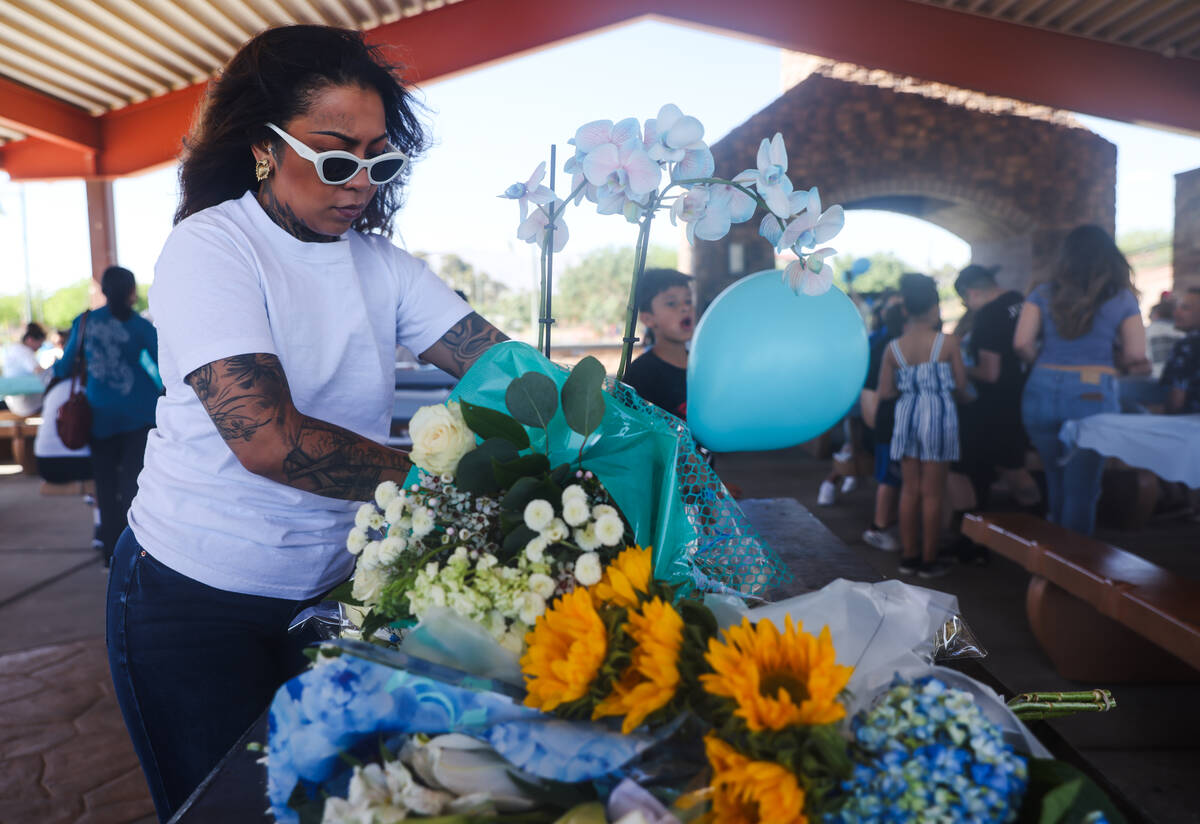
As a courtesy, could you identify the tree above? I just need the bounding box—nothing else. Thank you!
[415,252,533,335]
[41,280,92,330]
[554,245,677,332]
[832,251,912,295]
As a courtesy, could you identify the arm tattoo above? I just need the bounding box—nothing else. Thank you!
[186,354,411,501]
[256,181,338,243]
[422,312,508,377]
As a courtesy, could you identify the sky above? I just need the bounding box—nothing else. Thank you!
[1,19,1199,301]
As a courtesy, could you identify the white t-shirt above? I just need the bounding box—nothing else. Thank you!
[34,380,91,458]
[129,191,470,599]
[3,342,44,416]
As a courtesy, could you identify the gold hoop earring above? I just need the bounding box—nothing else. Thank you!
[255,157,271,182]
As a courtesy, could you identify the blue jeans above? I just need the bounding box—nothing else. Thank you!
[1021,367,1119,535]
[106,529,325,821]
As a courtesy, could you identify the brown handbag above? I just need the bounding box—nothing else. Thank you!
[56,311,92,450]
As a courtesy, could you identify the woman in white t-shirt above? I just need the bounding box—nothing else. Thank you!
[107,26,507,820]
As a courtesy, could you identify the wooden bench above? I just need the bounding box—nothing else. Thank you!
[0,410,38,475]
[963,512,1200,682]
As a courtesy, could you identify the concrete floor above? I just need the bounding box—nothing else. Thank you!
[1,449,1197,823]
[717,446,1200,824]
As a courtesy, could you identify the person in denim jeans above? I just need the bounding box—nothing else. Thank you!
[1014,226,1150,535]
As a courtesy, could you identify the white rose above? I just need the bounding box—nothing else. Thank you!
[543,518,569,543]
[517,592,546,626]
[574,552,602,586]
[374,480,400,510]
[523,499,554,532]
[409,402,476,475]
[360,541,382,569]
[562,497,591,527]
[524,536,548,563]
[351,567,385,604]
[527,573,556,599]
[378,536,406,564]
[591,504,618,521]
[346,527,369,556]
[354,502,377,529]
[411,507,434,538]
[384,496,406,525]
[562,484,587,503]
[595,514,624,547]
[574,524,601,552]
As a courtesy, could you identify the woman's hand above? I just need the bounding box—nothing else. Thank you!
[186,354,411,501]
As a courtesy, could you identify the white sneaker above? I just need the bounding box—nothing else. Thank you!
[817,480,837,506]
[863,527,900,552]
[833,444,854,462]
[841,476,858,494]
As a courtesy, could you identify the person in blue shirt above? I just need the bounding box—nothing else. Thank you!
[55,266,159,564]
[1160,288,1200,415]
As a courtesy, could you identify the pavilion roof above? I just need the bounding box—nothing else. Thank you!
[0,0,1197,180]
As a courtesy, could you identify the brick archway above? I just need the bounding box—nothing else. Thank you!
[692,61,1116,306]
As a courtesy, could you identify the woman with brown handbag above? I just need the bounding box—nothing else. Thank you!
[53,266,159,565]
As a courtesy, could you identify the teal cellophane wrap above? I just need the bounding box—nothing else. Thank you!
[414,341,789,595]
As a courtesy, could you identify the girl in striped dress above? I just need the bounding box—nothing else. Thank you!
[878,274,971,577]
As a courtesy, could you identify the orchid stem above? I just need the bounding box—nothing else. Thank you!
[617,203,656,382]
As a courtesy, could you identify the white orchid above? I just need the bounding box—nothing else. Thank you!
[516,197,569,253]
[498,161,555,220]
[758,188,813,246]
[784,247,837,296]
[671,183,755,244]
[777,188,845,251]
[735,132,793,218]
[568,117,662,218]
[643,103,715,182]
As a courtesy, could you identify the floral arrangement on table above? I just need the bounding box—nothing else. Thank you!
[498,104,846,379]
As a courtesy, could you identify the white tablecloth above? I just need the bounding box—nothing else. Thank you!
[1060,413,1200,488]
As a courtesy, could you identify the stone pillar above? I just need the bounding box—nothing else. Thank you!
[85,179,117,289]
[1175,168,1200,292]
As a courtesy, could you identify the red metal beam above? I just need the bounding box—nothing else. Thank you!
[0,74,99,152]
[2,0,1199,181]
[0,135,95,178]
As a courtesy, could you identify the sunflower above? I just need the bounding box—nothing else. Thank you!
[521,587,607,712]
[703,734,807,824]
[700,616,852,732]
[593,596,683,733]
[592,545,652,608]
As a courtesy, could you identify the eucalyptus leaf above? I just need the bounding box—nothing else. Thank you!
[561,356,607,437]
[501,476,542,514]
[454,438,520,495]
[493,452,551,488]
[324,580,362,606]
[505,372,559,429]
[1040,778,1084,824]
[503,524,539,556]
[459,399,530,449]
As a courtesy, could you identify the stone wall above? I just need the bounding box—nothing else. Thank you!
[692,62,1116,308]
[1175,168,1200,291]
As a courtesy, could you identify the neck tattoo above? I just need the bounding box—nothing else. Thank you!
[257,182,338,243]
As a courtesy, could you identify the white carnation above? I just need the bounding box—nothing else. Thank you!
[574,523,601,552]
[366,511,386,532]
[409,401,476,475]
[378,536,406,564]
[374,480,400,510]
[354,502,377,529]
[574,552,603,586]
[562,484,587,503]
[591,504,618,521]
[411,507,434,538]
[523,499,554,532]
[346,527,369,556]
[524,536,549,563]
[384,496,406,524]
[562,497,591,527]
[527,573,556,600]
[595,514,624,547]
[544,518,569,543]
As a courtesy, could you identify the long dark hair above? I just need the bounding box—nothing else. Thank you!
[174,25,427,235]
[1047,225,1135,340]
[101,266,136,322]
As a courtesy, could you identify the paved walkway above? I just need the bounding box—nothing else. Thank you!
[0,470,154,824]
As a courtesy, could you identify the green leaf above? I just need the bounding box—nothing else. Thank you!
[505,372,558,429]
[455,438,520,495]
[1021,759,1128,824]
[561,356,607,437]
[324,579,361,606]
[493,452,551,488]
[550,462,573,486]
[287,781,326,824]
[503,524,539,556]
[1040,778,1085,824]
[459,399,530,449]
[501,476,542,514]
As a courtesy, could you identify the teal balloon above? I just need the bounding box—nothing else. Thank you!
[688,270,868,452]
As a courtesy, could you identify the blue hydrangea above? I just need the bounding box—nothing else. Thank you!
[825,676,1028,823]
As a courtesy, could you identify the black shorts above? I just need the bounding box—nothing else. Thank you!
[954,400,1027,474]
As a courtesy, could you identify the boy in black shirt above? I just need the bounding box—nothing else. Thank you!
[622,269,694,420]
[954,264,1040,510]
